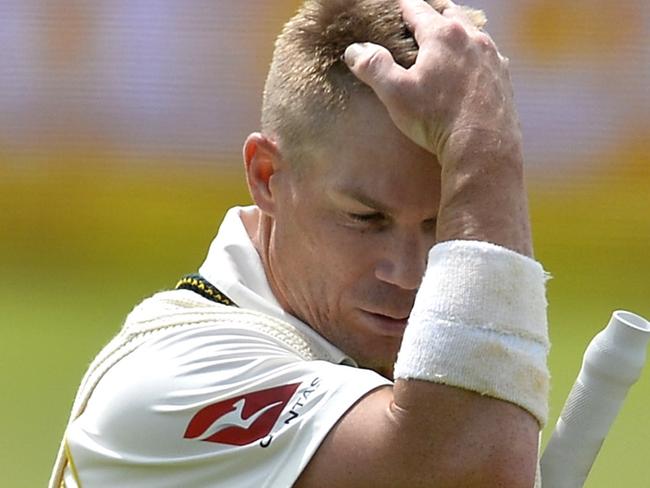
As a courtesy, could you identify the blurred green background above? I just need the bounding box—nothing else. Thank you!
[1,1,649,486]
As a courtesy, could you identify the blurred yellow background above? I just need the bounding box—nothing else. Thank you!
[1,1,648,486]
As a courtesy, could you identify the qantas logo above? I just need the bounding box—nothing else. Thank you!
[183,383,300,446]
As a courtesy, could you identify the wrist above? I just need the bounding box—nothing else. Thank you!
[394,240,551,427]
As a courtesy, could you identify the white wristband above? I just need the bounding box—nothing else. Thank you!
[393,240,551,426]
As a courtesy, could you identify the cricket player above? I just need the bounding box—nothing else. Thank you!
[50,0,550,486]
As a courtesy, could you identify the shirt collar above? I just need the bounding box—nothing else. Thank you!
[199,205,354,366]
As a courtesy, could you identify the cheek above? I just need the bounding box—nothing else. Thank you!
[280,203,381,299]
[311,224,383,300]
[309,216,371,261]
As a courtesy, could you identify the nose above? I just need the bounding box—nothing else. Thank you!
[374,232,429,291]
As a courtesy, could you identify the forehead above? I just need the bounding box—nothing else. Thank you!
[320,93,436,165]
[305,95,441,213]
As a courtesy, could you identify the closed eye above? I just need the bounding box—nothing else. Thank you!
[348,212,385,223]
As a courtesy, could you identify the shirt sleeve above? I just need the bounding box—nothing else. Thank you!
[65,323,392,488]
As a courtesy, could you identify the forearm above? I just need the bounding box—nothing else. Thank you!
[436,128,532,257]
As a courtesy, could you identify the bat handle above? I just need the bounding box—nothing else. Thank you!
[540,310,650,488]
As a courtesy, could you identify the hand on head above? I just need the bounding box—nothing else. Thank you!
[344,0,515,160]
[344,0,531,256]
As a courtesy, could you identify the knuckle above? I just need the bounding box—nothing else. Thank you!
[475,32,497,52]
[439,20,468,45]
[357,48,386,76]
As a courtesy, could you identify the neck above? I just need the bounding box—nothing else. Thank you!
[244,209,294,316]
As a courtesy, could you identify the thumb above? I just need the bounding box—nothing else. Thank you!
[344,42,405,104]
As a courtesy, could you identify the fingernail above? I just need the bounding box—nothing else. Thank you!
[344,43,366,67]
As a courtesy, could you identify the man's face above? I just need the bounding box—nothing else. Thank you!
[267,96,441,377]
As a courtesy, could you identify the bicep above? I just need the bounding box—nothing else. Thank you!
[295,380,540,488]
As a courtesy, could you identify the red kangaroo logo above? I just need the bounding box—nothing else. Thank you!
[184,383,301,446]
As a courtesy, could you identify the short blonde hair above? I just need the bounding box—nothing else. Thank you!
[261,0,485,164]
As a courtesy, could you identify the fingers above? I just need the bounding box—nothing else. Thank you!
[442,6,502,60]
[399,0,487,54]
[441,3,479,32]
[428,0,454,14]
[399,0,487,39]
[398,0,445,46]
[344,42,407,107]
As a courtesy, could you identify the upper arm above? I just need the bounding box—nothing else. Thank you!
[295,380,540,488]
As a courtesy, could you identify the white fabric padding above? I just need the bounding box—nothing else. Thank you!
[394,240,551,426]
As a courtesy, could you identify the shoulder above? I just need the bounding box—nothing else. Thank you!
[125,288,362,367]
[109,289,388,410]
[66,290,391,486]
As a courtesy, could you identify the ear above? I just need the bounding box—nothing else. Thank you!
[243,132,284,215]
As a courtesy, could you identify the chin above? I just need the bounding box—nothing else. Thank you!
[357,360,395,380]
[350,340,400,380]
[317,312,402,379]
[373,364,395,380]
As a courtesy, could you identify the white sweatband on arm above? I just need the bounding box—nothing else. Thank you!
[393,240,551,426]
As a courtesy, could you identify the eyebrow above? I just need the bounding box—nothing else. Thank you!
[331,187,439,224]
[331,187,393,214]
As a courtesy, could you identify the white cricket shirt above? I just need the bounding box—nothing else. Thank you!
[61,206,391,487]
